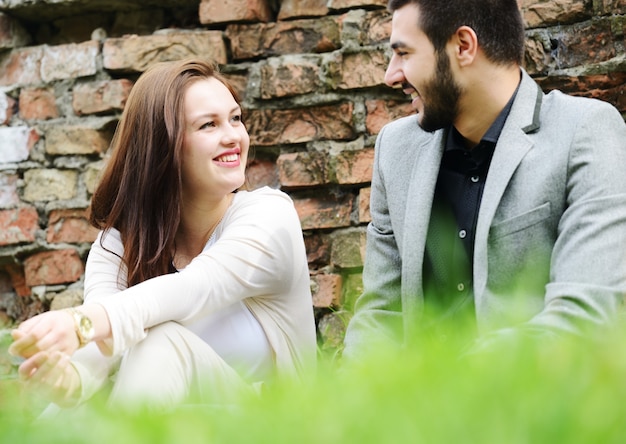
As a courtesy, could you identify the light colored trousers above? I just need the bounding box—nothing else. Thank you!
[108,321,253,411]
[43,321,254,416]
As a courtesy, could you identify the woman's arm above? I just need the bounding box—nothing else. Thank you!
[9,230,124,404]
[95,189,303,356]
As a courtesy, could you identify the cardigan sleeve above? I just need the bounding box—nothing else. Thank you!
[86,188,307,358]
[60,229,128,404]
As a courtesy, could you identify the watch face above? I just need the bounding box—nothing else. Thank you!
[76,312,94,340]
[79,317,92,331]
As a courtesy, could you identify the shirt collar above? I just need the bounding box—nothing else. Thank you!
[446,83,521,152]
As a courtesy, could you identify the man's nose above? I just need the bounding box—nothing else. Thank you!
[384,57,404,88]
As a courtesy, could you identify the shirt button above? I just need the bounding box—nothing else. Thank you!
[459,230,467,239]
[457,283,465,291]
[470,175,479,183]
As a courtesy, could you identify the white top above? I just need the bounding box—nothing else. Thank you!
[72,187,316,403]
[181,231,273,383]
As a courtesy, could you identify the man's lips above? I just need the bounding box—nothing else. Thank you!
[394,82,420,101]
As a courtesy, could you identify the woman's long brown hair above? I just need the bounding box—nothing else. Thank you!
[88,58,242,287]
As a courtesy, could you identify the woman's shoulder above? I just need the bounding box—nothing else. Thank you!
[220,187,299,233]
[231,186,294,210]
[92,227,124,254]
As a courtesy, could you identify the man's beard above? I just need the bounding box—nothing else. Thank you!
[418,50,463,133]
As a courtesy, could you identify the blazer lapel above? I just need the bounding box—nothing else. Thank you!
[473,70,543,296]
[401,130,445,338]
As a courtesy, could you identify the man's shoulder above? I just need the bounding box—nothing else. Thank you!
[378,114,438,145]
[542,88,622,120]
[380,113,420,134]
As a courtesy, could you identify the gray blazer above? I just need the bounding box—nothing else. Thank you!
[343,69,626,358]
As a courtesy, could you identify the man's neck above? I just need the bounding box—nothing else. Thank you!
[454,65,521,148]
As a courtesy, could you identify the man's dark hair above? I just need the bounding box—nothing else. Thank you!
[388,0,525,65]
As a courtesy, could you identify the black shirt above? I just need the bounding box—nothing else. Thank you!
[422,89,518,323]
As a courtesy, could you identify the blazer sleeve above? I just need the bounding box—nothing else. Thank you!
[342,126,405,361]
[477,99,626,350]
[527,100,626,333]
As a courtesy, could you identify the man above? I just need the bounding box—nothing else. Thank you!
[343,0,626,359]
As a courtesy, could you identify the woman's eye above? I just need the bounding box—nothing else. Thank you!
[200,121,215,129]
[231,114,242,123]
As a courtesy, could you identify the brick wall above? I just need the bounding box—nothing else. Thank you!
[0,0,624,351]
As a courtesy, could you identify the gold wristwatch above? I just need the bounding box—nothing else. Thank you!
[67,307,95,348]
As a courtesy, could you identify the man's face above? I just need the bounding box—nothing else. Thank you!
[384,3,463,132]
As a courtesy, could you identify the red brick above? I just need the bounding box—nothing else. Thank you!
[336,49,388,90]
[226,17,341,61]
[46,208,98,244]
[260,59,320,99]
[199,0,272,24]
[278,0,328,20]
[246,158,279,189]
[222,72,249,101]
[520,0,590,28]
[4,264,30,297]
[333,148,374,185]
[72,79,133,116]
[536,72,626,114]
[19,87,59,120]
[277,151,327,187]
[0,173,19,207]
[329,0,387,9]
[360,10,391,46]
[0,46,44,87]
[293,193,353,230]
[24,249,84,287]
[311,272,342,307]
[358,187,371,224]
[304,232,331,265]
[365,99,415,135]
[548,19,619,69]
[103,32,227,72]
[41,41,99,82]
[247,102,355,146]
[0,206,38,246]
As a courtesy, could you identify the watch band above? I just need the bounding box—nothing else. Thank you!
[66,307,95,348]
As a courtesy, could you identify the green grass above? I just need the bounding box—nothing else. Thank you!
[2,322,626,443]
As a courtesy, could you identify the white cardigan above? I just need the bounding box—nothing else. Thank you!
[72,187,316,403]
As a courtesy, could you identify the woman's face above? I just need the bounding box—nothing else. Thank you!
[181,77,249,201]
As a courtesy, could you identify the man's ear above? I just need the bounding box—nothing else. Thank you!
[450,26,478,67]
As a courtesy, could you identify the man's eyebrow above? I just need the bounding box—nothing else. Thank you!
[390,41,408,50]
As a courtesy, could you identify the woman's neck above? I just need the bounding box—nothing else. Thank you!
[173,193,233,269]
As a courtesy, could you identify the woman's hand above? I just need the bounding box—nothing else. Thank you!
[16,348,82,407]
[9,310,80,359]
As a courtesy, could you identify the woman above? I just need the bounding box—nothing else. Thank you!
[9,59,317,411]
